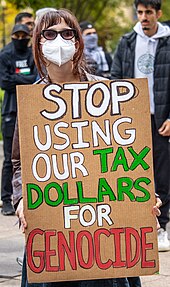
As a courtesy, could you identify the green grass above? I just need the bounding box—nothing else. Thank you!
[0,88,4,140]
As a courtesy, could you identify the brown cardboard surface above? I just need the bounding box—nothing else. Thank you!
[17,79,159,283]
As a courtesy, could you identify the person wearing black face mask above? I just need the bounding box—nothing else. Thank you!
[0,12,35,54]
[11,29,30,53]
[0,24,37,216]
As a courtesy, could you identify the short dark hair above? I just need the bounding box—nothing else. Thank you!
[134,0,161,11]
[15,12,33,24]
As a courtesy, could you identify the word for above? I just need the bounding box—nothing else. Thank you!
[63,204,113,228]
[31,146,150,182]
[41,81,136,120]
[26,227,155,273]
[27,176,151,210]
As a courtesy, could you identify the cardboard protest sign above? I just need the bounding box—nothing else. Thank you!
[17,79,159,283]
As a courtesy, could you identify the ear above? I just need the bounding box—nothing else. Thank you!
[157,9,162,20]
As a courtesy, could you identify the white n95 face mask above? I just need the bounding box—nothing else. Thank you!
[41,35,76,66]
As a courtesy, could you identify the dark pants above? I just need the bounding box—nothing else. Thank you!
[127,277,141,287]
[151,116,170,229]
[1,114,16,203]
[112,277,141,287]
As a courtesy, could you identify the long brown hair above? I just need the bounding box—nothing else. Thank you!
[32,9,86,79]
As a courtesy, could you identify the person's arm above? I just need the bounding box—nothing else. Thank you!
[0,53,16,92]
[0,52,37,92]
[12,119,22,208]
[12,119,27,232]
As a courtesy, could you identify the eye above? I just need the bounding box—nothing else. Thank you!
[146,10,152,15]
[43,30,57,40]
[61,29,75,40]
[86,32,96,36]
[25,21,34,26]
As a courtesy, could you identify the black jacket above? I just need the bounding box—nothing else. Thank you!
[111,30,170,129]
[0,42,37,116]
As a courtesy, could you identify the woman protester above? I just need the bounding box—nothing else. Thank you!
[12,9,161,287]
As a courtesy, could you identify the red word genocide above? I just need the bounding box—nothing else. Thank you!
[27,226,155,273]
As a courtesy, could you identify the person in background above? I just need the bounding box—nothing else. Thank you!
[79,21,112,78]
[14,12,35,37]
[0,12,34,54]
[0,24,37,215]
[111,0,170,252]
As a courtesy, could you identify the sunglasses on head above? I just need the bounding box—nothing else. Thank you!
[41,29,77,40]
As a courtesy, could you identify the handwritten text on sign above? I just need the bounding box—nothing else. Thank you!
[17,79,158,283]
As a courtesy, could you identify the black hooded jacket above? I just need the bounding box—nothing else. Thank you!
[111,30,170,129]
[0,41,37,116]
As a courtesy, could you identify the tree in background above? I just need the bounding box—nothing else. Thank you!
[4,0,130,20]
[0,1,18,48]
[161,0,170,22]
[3,0,133,52]
[0,1,32,49]
[1,0,170,52]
